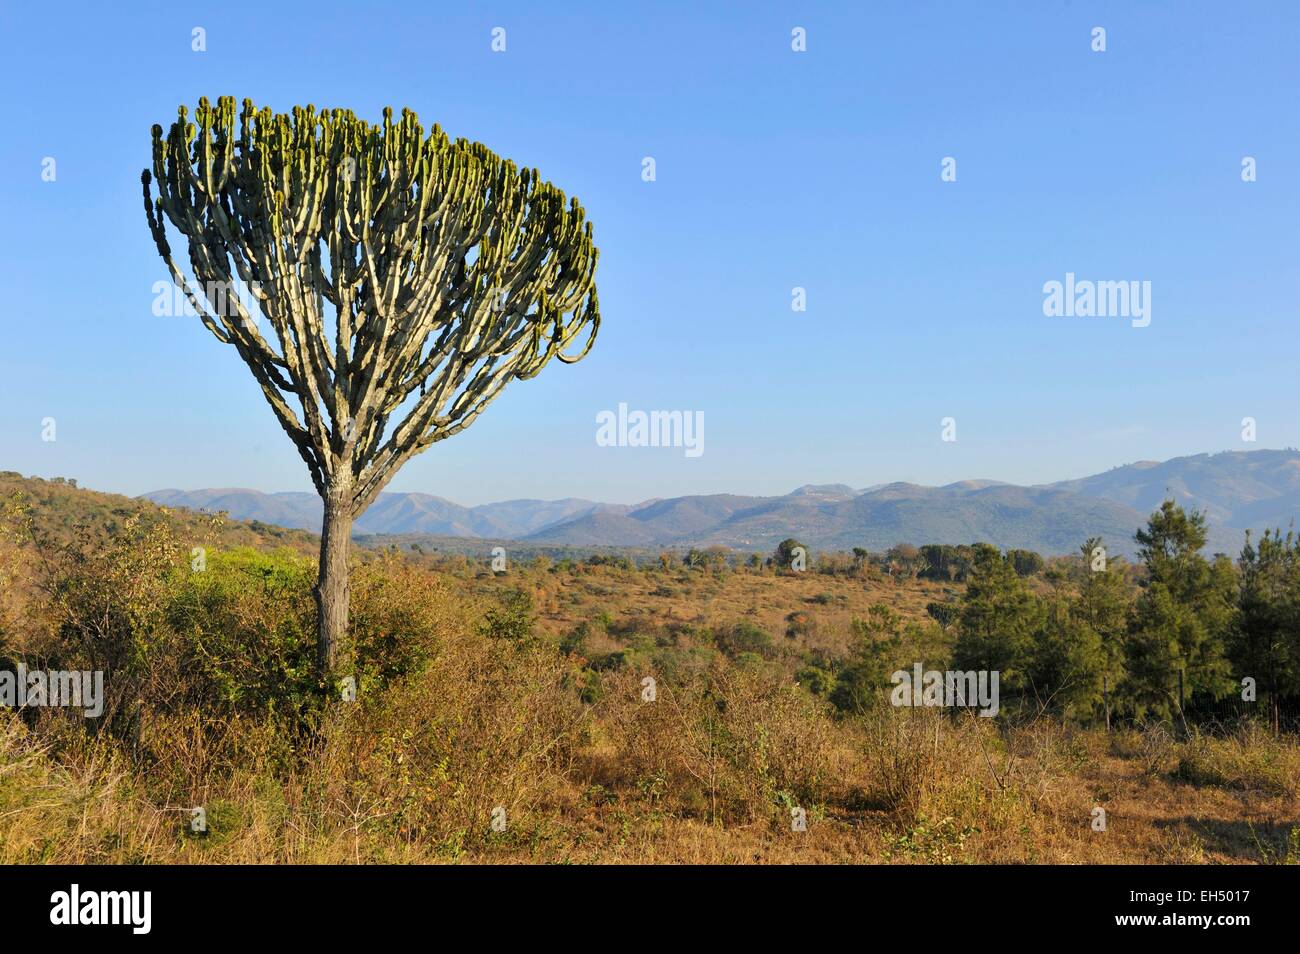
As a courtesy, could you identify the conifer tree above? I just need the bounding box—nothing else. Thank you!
[1125,501,1235,719]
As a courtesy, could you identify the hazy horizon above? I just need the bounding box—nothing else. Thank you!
[19,444,1291,507]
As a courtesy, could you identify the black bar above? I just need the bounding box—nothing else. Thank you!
[0,864,1280,941]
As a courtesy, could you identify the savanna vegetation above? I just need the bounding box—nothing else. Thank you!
[1,473,1297,864]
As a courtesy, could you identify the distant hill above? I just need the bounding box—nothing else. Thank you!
[141,449,1300,557]
[523,481,1178,557]
[144,487,625,538]
[1047,449,1300,531]
[688,483,1154,555]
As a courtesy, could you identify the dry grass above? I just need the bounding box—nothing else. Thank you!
[459,559,954,664]
[4,678,1297,864]
[1,538,1297,864]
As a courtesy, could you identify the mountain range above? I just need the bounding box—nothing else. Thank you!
[143,449,1300,558]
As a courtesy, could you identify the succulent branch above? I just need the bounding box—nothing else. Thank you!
[142,96,601,512]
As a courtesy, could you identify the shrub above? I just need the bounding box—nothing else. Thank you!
[784,611,812,639]
[716,621,776,660]
[925,601,959,629]
[773,538,807,571]
[478,588,535,643]
[301,629,586,857]
[1006,549,1045,577]
[162,547,318,720]
[589,663,839,825]
[1173,725,1300,797]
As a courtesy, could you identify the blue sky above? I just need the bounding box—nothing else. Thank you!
[1,1,1297,506]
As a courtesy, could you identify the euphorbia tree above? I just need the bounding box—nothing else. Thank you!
[143,97,600,674]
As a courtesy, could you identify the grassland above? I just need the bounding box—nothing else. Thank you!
[0,473,1297,864]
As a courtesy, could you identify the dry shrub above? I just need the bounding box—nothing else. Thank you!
[589,663,840,825]
[1003,719,1095,806]
[1174,724,1300,798]
[349,555,475,683]
[4,544,596,863]
[857,707,1094,862]
[0,713,169,863]
[297,627,587,860]
[858,704,940,820]
[135,709,291,805]
[1111,722,1177,775]
[858,706,1019,817]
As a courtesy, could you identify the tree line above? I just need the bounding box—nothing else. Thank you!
[913,501,1297,727]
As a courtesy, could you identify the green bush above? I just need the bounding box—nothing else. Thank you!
[478,588,535,643]
[716,621,776,660]
[163,547,319,719]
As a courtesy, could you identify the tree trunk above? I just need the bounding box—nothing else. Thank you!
[315,490,353,675]
[1103,675,1110,732]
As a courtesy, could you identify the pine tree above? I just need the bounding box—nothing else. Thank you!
[1073,537,1131,720]
[1125,501,1236,720]
[830,604,901,715]
[953,544,1045,695]
[1027,597,1106,718]
[1232,529,1300,731]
